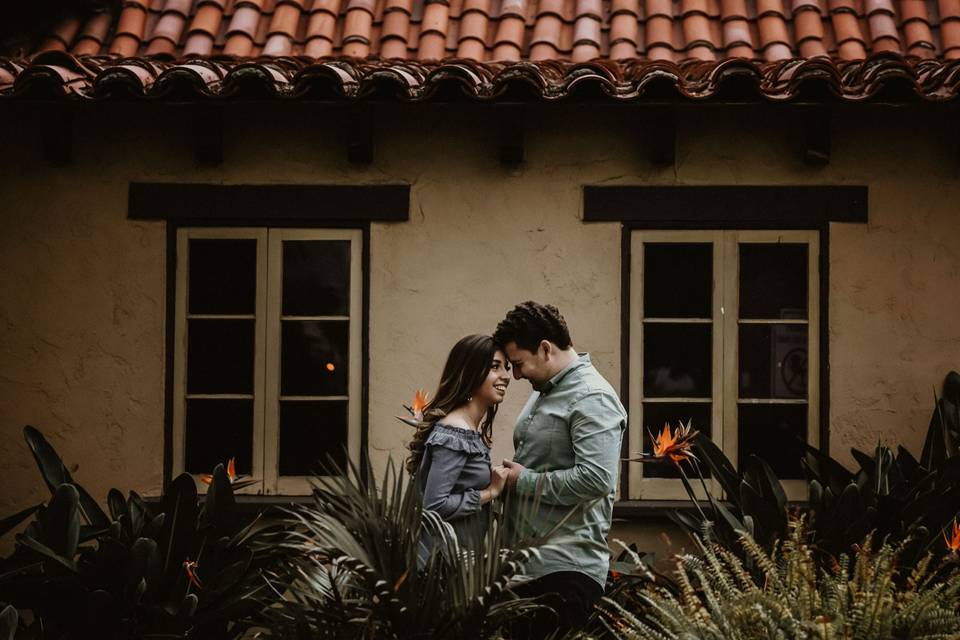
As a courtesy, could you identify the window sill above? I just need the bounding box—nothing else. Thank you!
[613,499,809,521]
[143,494,316,513]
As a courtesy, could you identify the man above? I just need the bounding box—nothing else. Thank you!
[493,301,627,637]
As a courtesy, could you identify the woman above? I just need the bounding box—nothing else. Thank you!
[406,334,511,563]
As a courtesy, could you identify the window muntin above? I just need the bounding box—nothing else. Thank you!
[173,228,362,495]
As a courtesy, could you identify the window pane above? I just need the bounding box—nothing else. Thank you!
[739,243,808,319]
[188,239,257,315]
[279,400,348,476]
[185,399,253,475]
[739,324,808,399]
[643,324,711,397]
[641,402,712,479]
[282,240,351,317]
[644,243,712,318]
[281,320,349,396]
[738,404,807,479]
[187,319,255,394]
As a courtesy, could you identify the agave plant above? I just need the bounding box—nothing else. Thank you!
[588,515,960,640]
[0,426,283,639]
[249,456,585,639]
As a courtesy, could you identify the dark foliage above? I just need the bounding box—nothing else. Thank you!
[0,426,283,639]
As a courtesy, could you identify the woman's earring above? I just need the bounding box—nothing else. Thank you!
[467,395,473,402]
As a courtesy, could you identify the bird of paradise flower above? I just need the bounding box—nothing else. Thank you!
[183,558,202,590]
[396,389,429,428]
[625,419,714,522]
[198,457,258,490]
[945,519,960,555]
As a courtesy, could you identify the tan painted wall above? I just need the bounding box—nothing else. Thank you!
[1,105,958,559]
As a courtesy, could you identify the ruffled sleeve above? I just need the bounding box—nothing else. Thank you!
[424,426,488,455]
[420,426,487,520]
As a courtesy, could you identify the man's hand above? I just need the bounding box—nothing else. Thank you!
[502,459,526,486]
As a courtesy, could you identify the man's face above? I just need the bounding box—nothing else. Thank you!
[503,341,552,391]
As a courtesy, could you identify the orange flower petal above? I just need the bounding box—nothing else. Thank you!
[413,389,428,412]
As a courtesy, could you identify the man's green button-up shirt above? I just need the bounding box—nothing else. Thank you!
[512,353,627,587]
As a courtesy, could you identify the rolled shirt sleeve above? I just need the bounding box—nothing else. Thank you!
[421,444,483,520]
[515,392,624,505]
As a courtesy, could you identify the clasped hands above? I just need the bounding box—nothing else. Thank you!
[487,459,526,499]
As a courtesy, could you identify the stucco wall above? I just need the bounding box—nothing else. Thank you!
[1,104,958,560]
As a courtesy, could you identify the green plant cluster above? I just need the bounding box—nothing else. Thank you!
[248,459,581,639]
[0,426,283,639]
[590,516,960,640]
[666,371,960,567]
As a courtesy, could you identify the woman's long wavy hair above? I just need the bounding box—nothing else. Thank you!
[405,334,500,475]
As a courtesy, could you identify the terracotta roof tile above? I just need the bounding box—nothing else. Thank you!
[609,0,640,60]
[6,0,960,101]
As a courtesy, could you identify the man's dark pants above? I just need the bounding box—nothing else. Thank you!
[510,570,604,638]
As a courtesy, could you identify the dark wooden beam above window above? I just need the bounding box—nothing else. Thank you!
[583,185,867,227]
[128,183,410,222]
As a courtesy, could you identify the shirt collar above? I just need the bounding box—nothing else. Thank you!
[540,352,590,395]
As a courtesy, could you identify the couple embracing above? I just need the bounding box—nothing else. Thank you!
[406,301,627,636]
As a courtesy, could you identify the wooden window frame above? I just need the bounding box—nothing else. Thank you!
[172,227,363,496]
[628,230,820,501]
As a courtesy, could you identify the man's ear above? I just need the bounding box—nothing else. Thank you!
[539,340,552,360]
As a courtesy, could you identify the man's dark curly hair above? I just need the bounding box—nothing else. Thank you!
[493,301,572,353]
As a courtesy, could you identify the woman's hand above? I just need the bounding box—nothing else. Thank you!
[480,465,510,504]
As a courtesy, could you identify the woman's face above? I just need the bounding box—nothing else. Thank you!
[474,349,511,406]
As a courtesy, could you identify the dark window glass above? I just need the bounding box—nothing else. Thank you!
[644,243,713,318]
[739,324,808,399]
[739,244,808,319]
[184,399,253,476]
[282,240,351,317]
[738,404,807,479]
[643,324,711,397]
[188,239,257,315]
[281,320,349,396]
[279,400,349,476]
[187,319,255,394]
[641,402,712,479]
